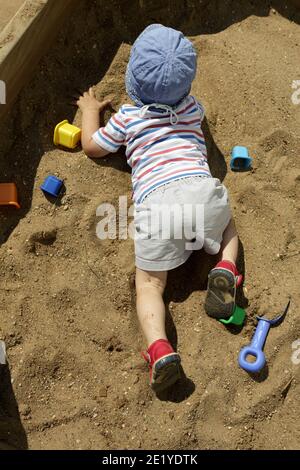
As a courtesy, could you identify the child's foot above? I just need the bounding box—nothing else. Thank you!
[204,261,243,319]
[142,339,181,393]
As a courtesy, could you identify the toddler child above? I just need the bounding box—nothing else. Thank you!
[76,24,242,393]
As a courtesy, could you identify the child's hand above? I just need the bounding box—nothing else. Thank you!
[76,87,111,113]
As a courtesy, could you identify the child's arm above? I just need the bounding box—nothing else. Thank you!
[77,88,111,159]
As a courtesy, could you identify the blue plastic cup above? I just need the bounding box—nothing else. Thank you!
[230,146,253,171]
[40,176,64,197]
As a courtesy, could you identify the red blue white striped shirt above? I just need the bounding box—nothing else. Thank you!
[92,95,211,203]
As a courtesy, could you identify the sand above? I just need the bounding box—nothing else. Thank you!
[0,0,300,450]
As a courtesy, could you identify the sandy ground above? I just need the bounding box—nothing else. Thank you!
[0,0,300,450]
[0,0,24,32]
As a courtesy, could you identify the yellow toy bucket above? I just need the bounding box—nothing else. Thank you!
[54,120,81,149]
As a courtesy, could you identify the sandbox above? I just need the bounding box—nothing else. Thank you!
[0,0,300,451]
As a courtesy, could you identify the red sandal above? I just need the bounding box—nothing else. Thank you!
[142,339,181,393]
[204,261,243,319]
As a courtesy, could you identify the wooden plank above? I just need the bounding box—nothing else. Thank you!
[0,0,78,123]
[0,0,25,31]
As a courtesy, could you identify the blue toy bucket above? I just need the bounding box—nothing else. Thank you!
[230,146,253,171]
[40,176,64,197]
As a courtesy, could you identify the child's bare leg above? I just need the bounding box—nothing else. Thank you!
[136,268,168,347]
[136,267,181,392]
[205,218,241,319]
[220,218,239,264]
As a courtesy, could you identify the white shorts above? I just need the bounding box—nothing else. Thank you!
[134,176,231,271]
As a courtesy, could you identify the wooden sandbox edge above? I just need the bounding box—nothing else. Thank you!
[0,0,79,123]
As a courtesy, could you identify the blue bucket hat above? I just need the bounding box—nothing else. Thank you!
[126,24,197,107]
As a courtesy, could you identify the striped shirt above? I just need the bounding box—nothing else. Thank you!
[92,95,211,204]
